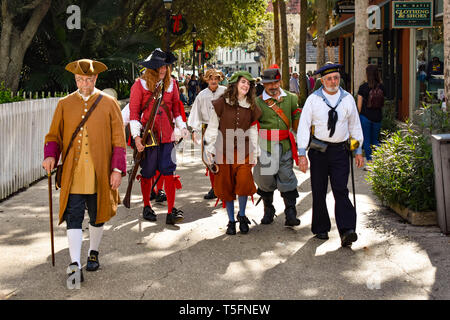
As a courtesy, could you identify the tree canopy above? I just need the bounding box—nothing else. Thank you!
[13,0,269,97]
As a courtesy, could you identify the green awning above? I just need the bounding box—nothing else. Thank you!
[325,17,354,41]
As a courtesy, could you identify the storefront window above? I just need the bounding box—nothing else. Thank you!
[415,21,444,110]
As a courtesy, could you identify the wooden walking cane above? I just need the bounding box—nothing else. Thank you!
[47,173,55,266]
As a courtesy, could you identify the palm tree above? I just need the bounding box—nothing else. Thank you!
[273,0,281,67]
[354,0,369,93]
[298,0,308,105]
[444,0,450,107]
[279,0,289,88]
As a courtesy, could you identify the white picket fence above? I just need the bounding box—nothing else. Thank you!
[0,98,60,200]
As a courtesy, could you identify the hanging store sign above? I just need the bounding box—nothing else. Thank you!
[333,0,355,15]
[392,1,433,28]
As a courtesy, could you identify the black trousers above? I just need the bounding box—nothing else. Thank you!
[63,194,104,230]
[308,144,356,235]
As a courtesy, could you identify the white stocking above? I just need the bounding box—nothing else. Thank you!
[88,225,104,255]
[67,229,83,268]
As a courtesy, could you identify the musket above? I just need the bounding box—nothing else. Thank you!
[122,81,164,208]
[47,172,55,266]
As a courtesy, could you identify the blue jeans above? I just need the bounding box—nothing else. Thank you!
[359,115,381,161]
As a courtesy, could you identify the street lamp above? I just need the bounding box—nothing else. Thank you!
[163,0,172,51]
[163,0,172,10]
[192,24,197,77]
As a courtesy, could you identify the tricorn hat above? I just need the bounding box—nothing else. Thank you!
[204,68,224,81]
[314,63,343,77]
[139,48,177,70]
[260,68,282,84]
[65,59,108,75]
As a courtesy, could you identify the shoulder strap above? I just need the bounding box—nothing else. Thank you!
[62,94,103,164]
[260,95,290,129]
[161,103,174,129]
[141,91,155,114]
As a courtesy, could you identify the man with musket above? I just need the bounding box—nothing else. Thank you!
[187,68,227,200]
[128,49,188,225]
[253,65,302,227]
[42,59,127,284]
[296,63,364,247]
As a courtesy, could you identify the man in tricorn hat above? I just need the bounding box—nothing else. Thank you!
[253,65,302,228]
[129,48,188,225]
[188,68,227,200]
[42,59,127,285]
[297,63,364,247]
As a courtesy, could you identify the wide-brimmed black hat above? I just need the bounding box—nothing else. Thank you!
[138,48,177,70]
[260,68,282,83]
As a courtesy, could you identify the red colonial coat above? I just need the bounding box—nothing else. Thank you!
[129,78,181,143]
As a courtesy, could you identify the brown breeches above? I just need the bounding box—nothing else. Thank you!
[213,161,256,202]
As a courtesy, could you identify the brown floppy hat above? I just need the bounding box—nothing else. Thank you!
[204,68,224,81]
[65,59,108,75]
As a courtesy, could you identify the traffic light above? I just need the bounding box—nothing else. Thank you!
[203,52,212,61]
[194,40,204,53]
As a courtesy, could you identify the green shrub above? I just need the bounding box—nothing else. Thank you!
[366,123,435,212]
[380,99,399,135]
[0,82,25,104]
[415,102,450,134]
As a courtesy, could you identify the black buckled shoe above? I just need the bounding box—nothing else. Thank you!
[204,188,217,200]
[67,262,84,285]
[226,221,236,235]
[341,229,358,247]
[155,190,167,202]
[142,206,157,221]
[166,208,184,225]
[314,232,329,240]
[86,250,100,271]
[237,214,251,234]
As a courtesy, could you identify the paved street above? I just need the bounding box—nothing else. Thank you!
[1,140,449,300]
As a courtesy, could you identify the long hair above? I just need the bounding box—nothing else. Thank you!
[222,76,256,109]
[366,64,381,90]
[141,66,172,92]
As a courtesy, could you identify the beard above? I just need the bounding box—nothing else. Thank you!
[267,87,280,96]
[324,85,339,93]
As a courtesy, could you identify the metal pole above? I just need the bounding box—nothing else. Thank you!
[166,11,170,51]
[193,39,196,77]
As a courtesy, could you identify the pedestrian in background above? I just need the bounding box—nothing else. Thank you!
[357,64,385,169]
[188,75,199,105]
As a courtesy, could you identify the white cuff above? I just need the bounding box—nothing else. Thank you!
[130,120,142,138]
[113,168,122,174]
[175,115,187,129]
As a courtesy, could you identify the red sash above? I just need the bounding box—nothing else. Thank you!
[259,129,299,166]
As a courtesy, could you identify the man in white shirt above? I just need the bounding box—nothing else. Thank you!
[187,68,227,199]
[289,73,300,95]
[297,64,364,247]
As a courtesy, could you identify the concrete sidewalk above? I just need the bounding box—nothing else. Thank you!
[1,141,449,300]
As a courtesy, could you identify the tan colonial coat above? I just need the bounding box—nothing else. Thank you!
[45,91,126,225]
